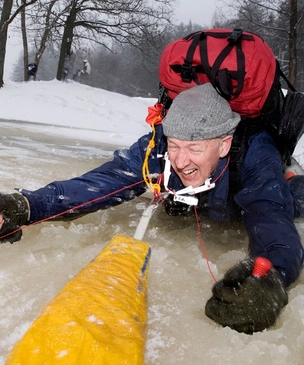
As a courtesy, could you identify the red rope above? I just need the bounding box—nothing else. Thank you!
[212,156,230,184]
[194,206,217,283]
[0,179,145,241]
[191,158,231,282]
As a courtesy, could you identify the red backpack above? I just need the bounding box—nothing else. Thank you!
[158,28,277,119]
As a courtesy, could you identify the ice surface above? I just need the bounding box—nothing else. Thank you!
[0,126,303,365]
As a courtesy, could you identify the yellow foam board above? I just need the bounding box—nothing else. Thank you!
[6,233,151,365]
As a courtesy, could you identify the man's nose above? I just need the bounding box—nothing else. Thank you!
[174,150,190,169]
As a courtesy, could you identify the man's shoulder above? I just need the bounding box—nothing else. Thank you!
[247,130,279,153]
[244,130,281,166]
[248,129,276,144]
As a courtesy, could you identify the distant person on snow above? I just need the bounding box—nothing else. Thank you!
[81,59,91,76]
[27,63,38,81]
[0,83,303,335]
[72,59,91,82]
[79,59,91,83]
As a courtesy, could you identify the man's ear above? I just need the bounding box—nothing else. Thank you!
[219,135,233,158]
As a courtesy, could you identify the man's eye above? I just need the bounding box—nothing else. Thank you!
[189,149,202,154]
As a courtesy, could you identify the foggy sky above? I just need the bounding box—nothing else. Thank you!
[174,0,217,26]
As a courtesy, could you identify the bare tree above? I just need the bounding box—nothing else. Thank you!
[54,0,173,80]
[21,0,29,81]
[289,0,298,85]
[27,0,65,79]
[0,0,14,87]
[219,0,304,87]
[0,0,38,87]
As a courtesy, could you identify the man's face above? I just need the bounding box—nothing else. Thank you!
[167,136,232,188]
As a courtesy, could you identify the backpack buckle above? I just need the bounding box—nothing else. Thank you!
[228,28,243,43]
[181,63,193,83]
[158,82,167,104]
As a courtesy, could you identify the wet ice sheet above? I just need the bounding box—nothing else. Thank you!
[0,125,304,365]
[145,217,304,365]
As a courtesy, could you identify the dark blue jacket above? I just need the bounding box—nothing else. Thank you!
[21,126,304,286]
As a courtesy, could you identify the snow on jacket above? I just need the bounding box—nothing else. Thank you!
[21,125,304,287]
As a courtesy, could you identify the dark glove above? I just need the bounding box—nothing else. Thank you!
[205,258,288,334]
[165,195,192,216]
[0,193,29,243]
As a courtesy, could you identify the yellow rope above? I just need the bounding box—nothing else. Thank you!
[142,116,162,194]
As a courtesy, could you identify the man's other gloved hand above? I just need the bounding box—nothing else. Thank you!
[0,193,29,243]
[205,258,288,334]
[165,194,191,216]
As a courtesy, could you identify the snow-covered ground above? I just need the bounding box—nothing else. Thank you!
[0,80,152,146]
[0,80,304,364]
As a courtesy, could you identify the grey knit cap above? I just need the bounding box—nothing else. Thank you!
[162,83,241,140]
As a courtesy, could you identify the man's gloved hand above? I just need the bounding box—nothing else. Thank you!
[205,258,288,334]
[0,193,29,243]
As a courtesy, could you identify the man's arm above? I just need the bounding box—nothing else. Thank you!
[205,132,302,333]
[235,131,304,287]
[0,128,165,242]
[21,132,159,223]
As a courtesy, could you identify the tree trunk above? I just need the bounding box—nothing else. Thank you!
[56,1,77,81]
[21,0,29,81]
[289,0,297,87]
[34,0,57,80]
[0,0,14,88]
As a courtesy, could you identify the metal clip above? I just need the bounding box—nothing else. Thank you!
[228,28,243,43]
[181,63,193,83]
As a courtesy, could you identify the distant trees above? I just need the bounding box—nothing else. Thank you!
[28,0,60,79]
[0,0,39,87]
[0,0,174,87]
[220,0,304,88]
[55,0,174,80]
[85,21,206,97]
[2,0,304,92]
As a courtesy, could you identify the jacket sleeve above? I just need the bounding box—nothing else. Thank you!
[21,131,163,223]
[234,132,304,287]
